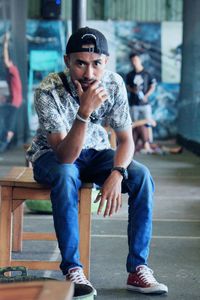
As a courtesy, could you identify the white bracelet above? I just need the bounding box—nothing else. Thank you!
[76,113,90,123]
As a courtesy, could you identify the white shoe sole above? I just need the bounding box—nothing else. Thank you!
[127,284,168,294]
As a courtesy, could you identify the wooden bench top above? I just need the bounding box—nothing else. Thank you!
[0,280,73,300]
[0,167,47,189]
[0,167,93,189]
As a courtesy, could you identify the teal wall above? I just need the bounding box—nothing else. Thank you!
[21,19,181,140]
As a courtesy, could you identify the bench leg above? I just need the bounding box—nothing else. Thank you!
[0,183,92,275]
[0,186,12,267]
[12,202,24,252]
[79,187,92,279]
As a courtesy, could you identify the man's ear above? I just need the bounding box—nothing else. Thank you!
[64,55,70,68]
[104,56,109,65]
[105,56,109,65]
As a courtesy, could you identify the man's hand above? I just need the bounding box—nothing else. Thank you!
[143,94,148,102]
[94,171,123,217]
[75,80,108,118]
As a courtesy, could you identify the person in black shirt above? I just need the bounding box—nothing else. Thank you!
[126,52,156,122]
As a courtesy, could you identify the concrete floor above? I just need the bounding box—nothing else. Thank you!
[0,144,200,299]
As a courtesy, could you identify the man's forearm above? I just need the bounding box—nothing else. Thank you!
[145,84,156,98]
[55,117,89,163]
[113,129,135,168]
[114,142,134,168]
[127,85,138,94]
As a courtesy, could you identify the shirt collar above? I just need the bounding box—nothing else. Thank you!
[63,68,79,99]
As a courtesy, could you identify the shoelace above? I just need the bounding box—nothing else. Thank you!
[68,268,93,287]
[137,266,158,285]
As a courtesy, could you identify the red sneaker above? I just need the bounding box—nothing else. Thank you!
[127,265,168,294]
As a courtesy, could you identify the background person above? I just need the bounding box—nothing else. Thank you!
[132,119,156,153]
[27,27,168,296]
[0,32,22,152]
[126,52,156,142]
[133,119,182,155]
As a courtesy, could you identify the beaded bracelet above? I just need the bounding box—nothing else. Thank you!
[76,113,90,123]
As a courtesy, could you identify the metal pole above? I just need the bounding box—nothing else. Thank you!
[10,0,28,143]
[72,0,87,33]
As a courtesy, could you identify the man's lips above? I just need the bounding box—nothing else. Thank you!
[81,82,90,86]
[79,80,95,87]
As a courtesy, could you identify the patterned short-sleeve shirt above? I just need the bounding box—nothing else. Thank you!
[27,69,132,163]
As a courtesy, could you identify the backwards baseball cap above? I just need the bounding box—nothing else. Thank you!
[66,27,109,56]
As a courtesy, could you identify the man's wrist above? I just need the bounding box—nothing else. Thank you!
[77,109,90,119]
[111,167,128,180]
[76,112,90,123]
[111,170,123,181]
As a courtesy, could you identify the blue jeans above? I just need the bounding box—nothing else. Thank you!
[33,149,154,275]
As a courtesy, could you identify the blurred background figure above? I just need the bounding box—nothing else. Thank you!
[126,52,156,142]
[132,118,182,155]
[0,33,22,153]
[132,119,156,153]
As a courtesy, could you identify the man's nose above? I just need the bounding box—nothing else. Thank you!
[83,65,94,79]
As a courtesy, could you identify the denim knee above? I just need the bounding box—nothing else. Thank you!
[51,163,79,184]
[49,163,81,205]
[126,161,155,194]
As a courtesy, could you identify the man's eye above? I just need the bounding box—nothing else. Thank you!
[94,61,101,66]
[77,61,85,66]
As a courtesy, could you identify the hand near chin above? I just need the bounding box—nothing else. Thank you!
[75,80,108,118]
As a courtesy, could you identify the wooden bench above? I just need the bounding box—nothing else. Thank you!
[0,167,92,278]
[0,280,73,300]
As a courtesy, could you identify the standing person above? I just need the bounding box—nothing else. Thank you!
[126,52,156,142]
[26,27,168,296]
[0,33,23,153]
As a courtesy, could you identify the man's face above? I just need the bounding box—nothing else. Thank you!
[131,55,142,68]
[64,47,108,91]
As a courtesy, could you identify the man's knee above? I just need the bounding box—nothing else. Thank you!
[50,164,81,205]
[52,163,79,182]
[127,161,154,191]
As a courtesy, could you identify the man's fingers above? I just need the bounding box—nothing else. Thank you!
[104,199,111,217]
[98,90,108,101]
[115,195,122,213]
[74,80,83,96]
[96,191,106,215]
[96,190,122,217]
[108,194,121,216]
[108,198,116,217]
[90,80,100,89]
[95,86,108,98]
[94,191,102,203]
[95,85,105,93]
[97,197,106,215]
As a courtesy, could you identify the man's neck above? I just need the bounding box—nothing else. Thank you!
[134,66,144,73]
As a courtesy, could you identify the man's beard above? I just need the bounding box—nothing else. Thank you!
[79,79,96,90]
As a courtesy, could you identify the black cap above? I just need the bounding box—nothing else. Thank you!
[66,27,109,56]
